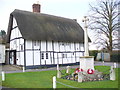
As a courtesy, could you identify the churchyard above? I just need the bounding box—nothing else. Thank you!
[1,66,119,88]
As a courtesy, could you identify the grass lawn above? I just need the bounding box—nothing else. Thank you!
[2,66,120,89]
[0,74,1,86]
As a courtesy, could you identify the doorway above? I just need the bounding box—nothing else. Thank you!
[9,50,16,65]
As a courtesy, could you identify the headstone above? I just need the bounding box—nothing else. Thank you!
[110,66,115,80]
[66,66,71,73]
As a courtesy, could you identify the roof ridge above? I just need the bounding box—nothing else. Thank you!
[13,9,75,22]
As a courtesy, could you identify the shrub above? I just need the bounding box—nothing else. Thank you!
[111,50,120,62]
[89,50,98,60]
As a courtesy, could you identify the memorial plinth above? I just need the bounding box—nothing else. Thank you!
[80,56,94,71]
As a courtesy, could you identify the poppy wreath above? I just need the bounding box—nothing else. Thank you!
[75,68,83,73]
[87,68,94,74]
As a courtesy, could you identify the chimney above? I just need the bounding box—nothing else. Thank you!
[32,2,41,13]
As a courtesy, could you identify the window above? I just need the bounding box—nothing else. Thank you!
[14,40,16,44]
[34,41,39,46]
[46,53,48,59]
[62,54,67,58]
[62,54,64,58]
[34,41,37,46]
[20,44,23,51]
[73,53,74,55]
[41,53,44,59]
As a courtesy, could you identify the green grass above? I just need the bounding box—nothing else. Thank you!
[2,66,120,88]
[0,74,1,86]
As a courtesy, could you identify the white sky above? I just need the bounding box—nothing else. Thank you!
[0,0,97,50]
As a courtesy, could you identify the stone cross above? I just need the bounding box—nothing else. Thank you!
[82,16,89,56]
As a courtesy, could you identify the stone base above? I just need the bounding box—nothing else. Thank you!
[80,56,94,71]
[78,70,106,82]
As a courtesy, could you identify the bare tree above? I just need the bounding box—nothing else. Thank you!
[88,0,120,56]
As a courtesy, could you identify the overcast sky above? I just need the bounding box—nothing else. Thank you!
[0,0,96,31]
[0,0,97,49]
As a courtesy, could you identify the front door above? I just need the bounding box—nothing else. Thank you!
[9,50,16,65]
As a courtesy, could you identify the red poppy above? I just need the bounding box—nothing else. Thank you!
[87,69,94,74]
[75,68,83,73]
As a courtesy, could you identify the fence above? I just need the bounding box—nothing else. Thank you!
[53,76,78,89]
[53,63,117,88]
[1,71,5,81]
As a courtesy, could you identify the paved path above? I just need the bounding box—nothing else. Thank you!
[94,61,120,67]
[1,61,119,74]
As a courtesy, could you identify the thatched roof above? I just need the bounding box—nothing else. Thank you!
[7,9,90,43]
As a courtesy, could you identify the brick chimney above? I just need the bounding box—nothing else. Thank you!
[32,3,41,13]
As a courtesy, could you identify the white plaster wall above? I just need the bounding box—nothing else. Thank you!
[41,41,46,51]
[34,41,40,49]
[50,52,54,64]
[75,43,80,51]
[26,40,32,49]
[76,52,80,62]
[34,51,40,65]
[59,43,64,52]
[47,41,52,51]
[58,53,62,64]
[54,42,59,52]
[26,51,33,65]
[71,43,75,51]
[10,17,24,65]
[0,44,5,63]
[10,18,22,40]
[80,44,84,51]
[15,39,84,66]
[10,40,16,50]
[17,52,24,65]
